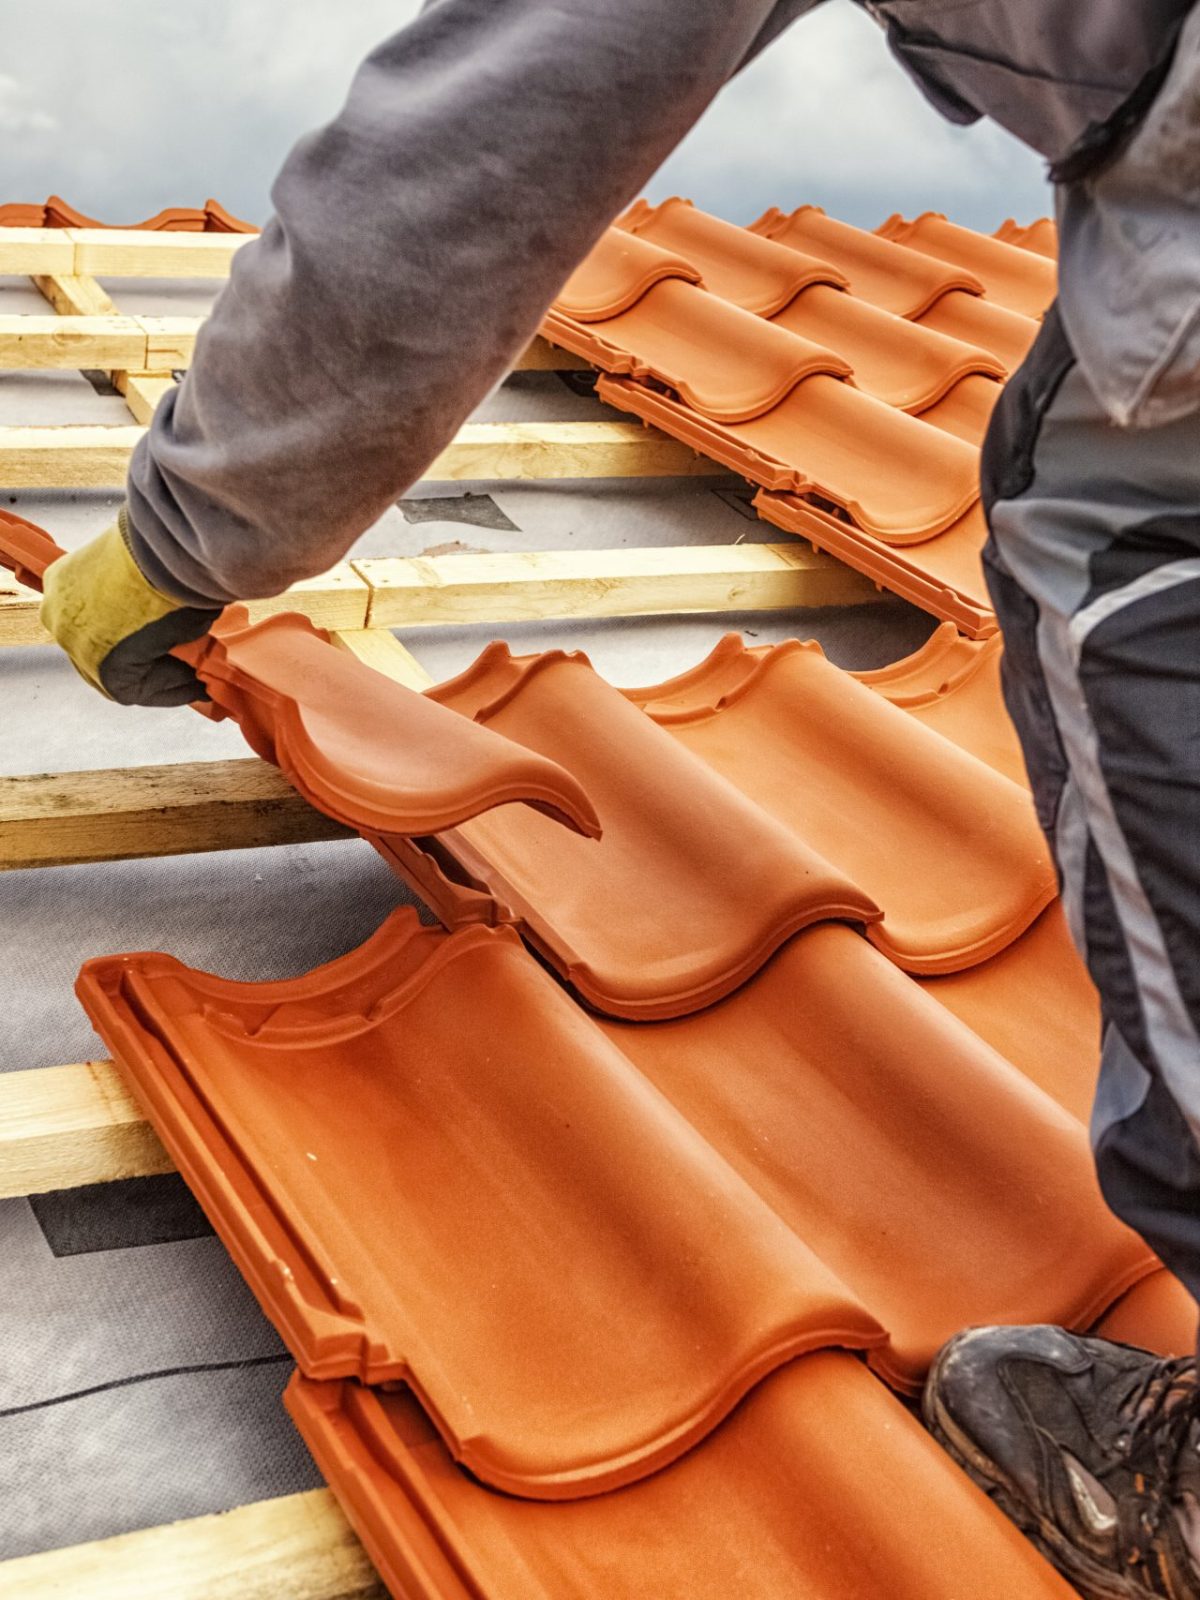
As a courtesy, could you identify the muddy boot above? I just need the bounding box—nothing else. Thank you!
[924,1325,1200,1599]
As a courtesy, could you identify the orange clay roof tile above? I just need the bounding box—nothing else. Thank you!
[78,911,888,1498]
[878,212,1057,319]
[755,491,996,638]
[0,509,61,591]
[545,202,1014,550]
[855,625,1027,784]
[173,608,601,840]
[80,903,1149,1489]
[915,287,1040,371]
[546,278,852,422]
[919,905,1100,1122]
[769,283,1004,412]
[620,196,848,315]
[201,198,258,233]
[751,204,984,317]
[599,921,1149,1387]
[0,202,48,227]
[539,199,1046,632]
[596,371,981,541]
[287,1354,1081,1600]
[397,647,880,1017]
[418,641,1055,989]
[995,216,1059,259]
[552,227,700,321]
[915,371,1003,444]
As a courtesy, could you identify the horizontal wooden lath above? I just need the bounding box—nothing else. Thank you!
[0,1060,168,1198]
[359,541,877,627]
[0,758,353,871]
[0,313,198,372]
[0,310,580,378]
[0,418,724,488]
[0,225,253,278]
[0,543,875,650]
[0,1488,385,1600]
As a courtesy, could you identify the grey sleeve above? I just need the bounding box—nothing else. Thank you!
[126,0,819,605]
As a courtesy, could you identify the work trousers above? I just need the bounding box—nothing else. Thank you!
[983,306,1200,1306]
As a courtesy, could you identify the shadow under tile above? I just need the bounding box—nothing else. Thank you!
[29,1175,215,1258]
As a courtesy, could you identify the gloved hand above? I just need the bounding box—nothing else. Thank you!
[40,512,222,707]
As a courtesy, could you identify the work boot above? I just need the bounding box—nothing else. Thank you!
[923,1325,1200,1599]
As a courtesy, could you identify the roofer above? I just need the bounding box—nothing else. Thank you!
[36,4,1200,1593]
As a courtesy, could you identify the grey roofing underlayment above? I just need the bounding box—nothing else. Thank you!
[0,271,935,1561]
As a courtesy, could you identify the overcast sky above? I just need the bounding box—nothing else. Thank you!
[0,2,1050,233]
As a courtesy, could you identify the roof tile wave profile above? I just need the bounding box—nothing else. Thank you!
[0,195,257,231]
[995,215,1059,259]
[544,198,1051,635]
[383,646,882,1019]
[176,607,601,840]
[619,196,849,315]
[877,211,1057,319]
[388,641,1055,1013]
[285,1353,1080,1600]
[751,203,984,317]
[79,903,1151,1497]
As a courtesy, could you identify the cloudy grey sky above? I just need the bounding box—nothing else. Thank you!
[0,2,1050,232]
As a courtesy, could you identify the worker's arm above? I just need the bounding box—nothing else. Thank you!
[123,0,812,608]
[43,0,820,704]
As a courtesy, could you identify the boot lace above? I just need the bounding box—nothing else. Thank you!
[1116,1357,1200,1560]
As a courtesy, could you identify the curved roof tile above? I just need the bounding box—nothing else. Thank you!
[428,640,1055,983]
[772,283,1003,411]
[288,1355,1082,1600]
[598,372,982,542]
[878,212,1057,318]
[916,287,1040,372]
[622,196,846,315]
[552,227,701,321]
[79,913,885,1498]
[80,901,1146,1491]
[549,278,851,422]
[752,204,983,316]
[995,215,1059,259]
[175,607,601,839]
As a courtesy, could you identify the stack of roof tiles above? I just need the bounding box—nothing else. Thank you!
[544,200,1057,637]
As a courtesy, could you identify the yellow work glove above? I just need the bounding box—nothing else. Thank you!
[40,512,222,707]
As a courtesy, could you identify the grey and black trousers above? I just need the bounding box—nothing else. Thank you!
[984,308,1200,1305]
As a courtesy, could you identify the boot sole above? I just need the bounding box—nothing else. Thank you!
[923,1347,1148,1600]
